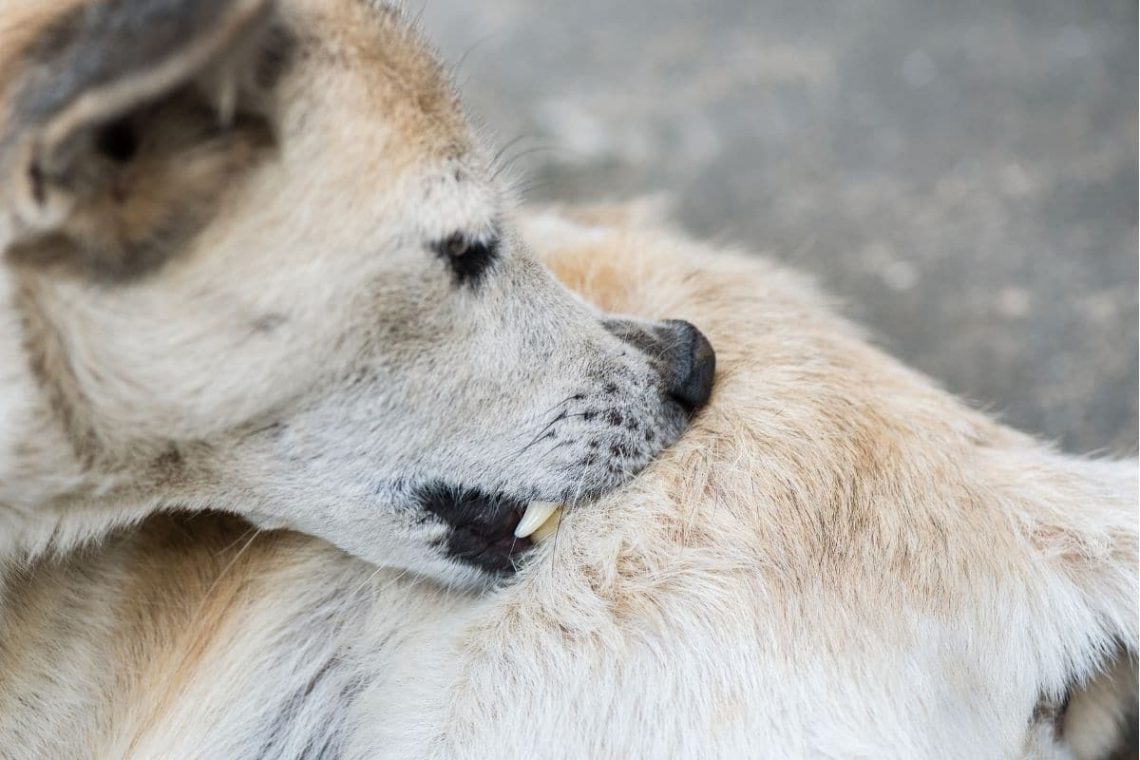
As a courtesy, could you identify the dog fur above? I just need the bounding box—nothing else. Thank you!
[0,1,1135,757]
[1,205,1135,758]
[0,0,714,587]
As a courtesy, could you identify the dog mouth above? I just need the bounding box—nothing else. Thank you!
[414,483,563,574]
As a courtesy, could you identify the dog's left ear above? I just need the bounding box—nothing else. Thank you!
[0,0,278,275]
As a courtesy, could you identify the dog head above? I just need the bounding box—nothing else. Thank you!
[0,0,715,586]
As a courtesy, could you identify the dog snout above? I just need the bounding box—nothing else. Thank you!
[660,320,716,413]
[602,316,716,413]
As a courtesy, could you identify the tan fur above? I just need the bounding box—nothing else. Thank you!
[2,207,1135,759]
[0,1,85,100]
[2,0,708,585]
[0,2,1134,757]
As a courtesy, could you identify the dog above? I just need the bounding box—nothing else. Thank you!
[0,0,714,588]
[0,204,1134,758]
[0,1,1135,758]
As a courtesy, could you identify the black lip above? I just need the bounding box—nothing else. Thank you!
[413,482,535,574]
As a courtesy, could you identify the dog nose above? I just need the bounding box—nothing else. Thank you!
[661,320,716,413]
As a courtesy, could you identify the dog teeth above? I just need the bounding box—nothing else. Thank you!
[529,508,562,542]
[515,501,561,539]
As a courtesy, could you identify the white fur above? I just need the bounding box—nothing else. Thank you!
[0,0,703,587]
[1,210,1134,759]
[0,1,1133,756]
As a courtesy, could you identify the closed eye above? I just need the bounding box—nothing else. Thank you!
[432,232,499,287]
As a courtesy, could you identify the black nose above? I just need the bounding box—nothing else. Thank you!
[662,319,716,413]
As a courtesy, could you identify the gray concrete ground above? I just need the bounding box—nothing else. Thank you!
[420,0,1138,455]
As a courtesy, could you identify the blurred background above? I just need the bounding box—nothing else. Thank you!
[420,0,1138,455]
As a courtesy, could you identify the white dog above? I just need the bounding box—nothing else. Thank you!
[0,0,713,587]
[0,1,1134,757]
[1,205,1134,759]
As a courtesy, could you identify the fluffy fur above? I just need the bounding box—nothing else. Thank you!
[1,206,1135,759]
[0,0,1134,756]
[0,0,712,587]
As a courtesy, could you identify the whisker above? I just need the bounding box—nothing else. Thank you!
[513,410,595,456]
[490,134,529,171]
[492,144,568,181]
[450,31,499,79]
[200,527,262,604]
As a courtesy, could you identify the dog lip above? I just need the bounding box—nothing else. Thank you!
[413,482,537,574]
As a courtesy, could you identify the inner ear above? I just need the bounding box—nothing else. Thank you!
[94,119,141,165]
[0,0,279,271]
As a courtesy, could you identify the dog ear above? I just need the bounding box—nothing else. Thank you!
[0,0,279,277]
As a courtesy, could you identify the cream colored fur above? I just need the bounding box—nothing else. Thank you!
[1,207,1135,759]
[0,0,1134,756]
[0,0,711,587]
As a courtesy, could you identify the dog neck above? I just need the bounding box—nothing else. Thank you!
[0,270,136,563]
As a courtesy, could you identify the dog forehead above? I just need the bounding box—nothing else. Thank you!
[273,1,503,240]
[284,0,471,154]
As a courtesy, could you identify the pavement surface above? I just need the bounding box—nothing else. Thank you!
[420,0,1138,455]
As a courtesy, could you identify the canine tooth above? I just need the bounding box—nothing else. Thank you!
[515,501,560,539]
[530,508,562,543]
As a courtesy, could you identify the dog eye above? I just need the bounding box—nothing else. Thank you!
[432,232,499,286]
